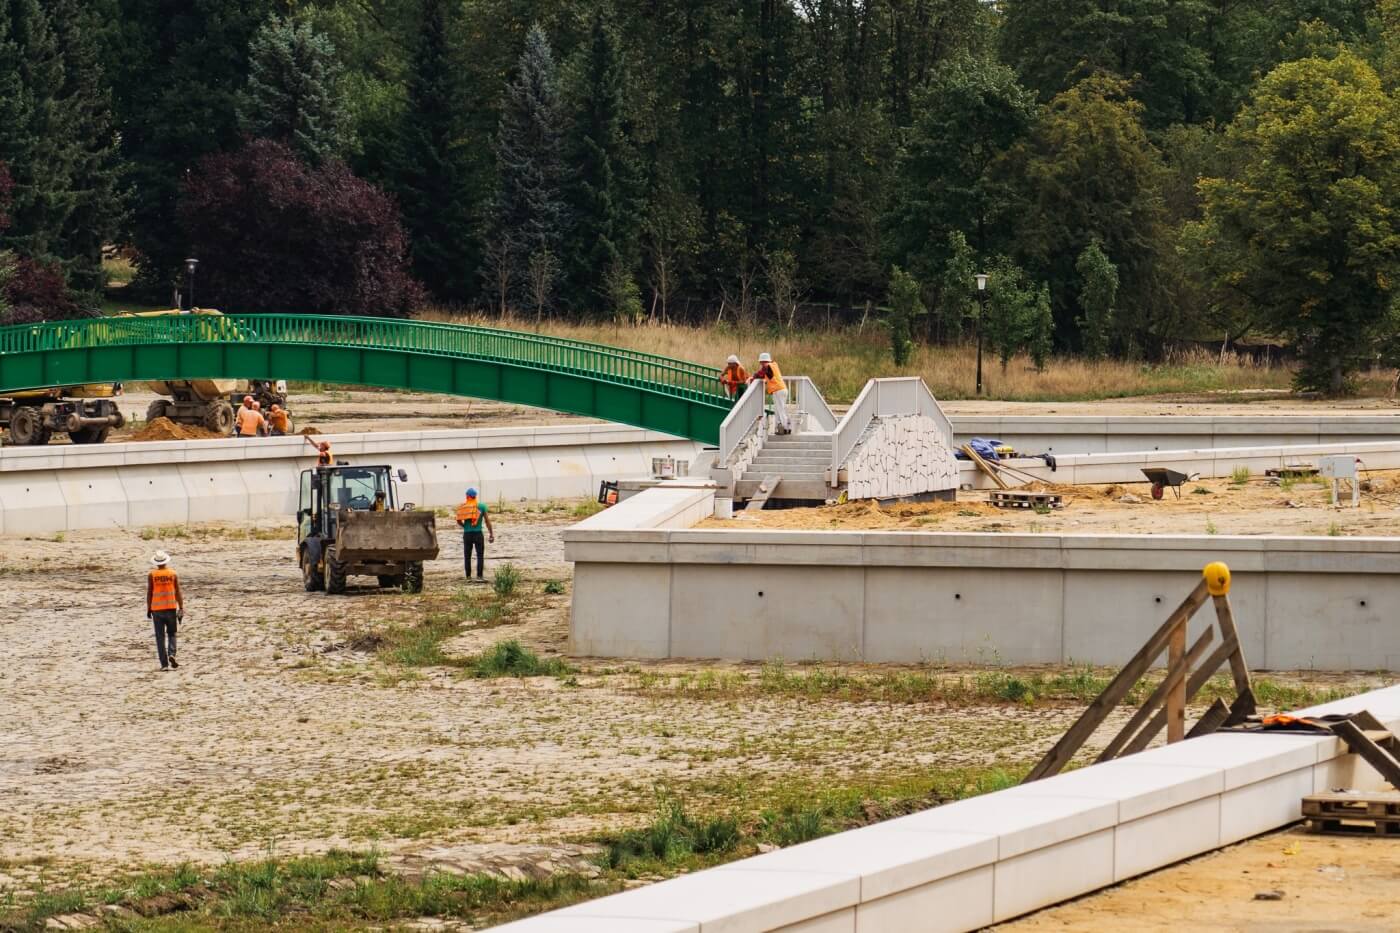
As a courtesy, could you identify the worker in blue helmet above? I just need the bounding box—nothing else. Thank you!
[454,487,495,580]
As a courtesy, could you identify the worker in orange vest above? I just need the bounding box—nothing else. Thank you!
[749,351,790,434]
[303,434,333,465]
[267,403,291,436]
[455,487,495,580]
[235,398,265,438]
[146,550,185,671]
[719,355,749,398]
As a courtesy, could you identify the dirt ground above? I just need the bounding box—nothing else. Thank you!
[93,388,1400,442]
[705,470,1400,538]
[1002,825,1400,931]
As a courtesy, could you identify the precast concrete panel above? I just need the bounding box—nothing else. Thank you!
[1262,572,1400,669]
[236,461,301,519]
[176,462,251,524]
[570,563,673,659]
[583,443,651,484]
[473,448,538,503]
[862,566,1064,664]
[119,465,190,527]
[56,468,129,530]
[528,446,594,499]
[669,564,864,661]
[412,451,481,510]
[0,470,66,535]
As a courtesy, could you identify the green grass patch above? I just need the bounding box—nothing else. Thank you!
[470,639,574,678]
[492,563,521,597]
[542,579,567,595]
[1230,466,1251,485]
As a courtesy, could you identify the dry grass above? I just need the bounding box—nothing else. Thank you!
[415,310,1349,403]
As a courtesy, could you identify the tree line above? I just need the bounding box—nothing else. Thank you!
[0,0,1397,391]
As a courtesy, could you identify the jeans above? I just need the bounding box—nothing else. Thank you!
[770,388,791,432]
[151,611,178,667]
[464,531,486,578]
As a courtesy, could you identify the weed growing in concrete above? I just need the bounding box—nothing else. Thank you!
[493,563,521,597]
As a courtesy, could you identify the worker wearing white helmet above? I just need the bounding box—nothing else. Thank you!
[748,351,791,434]
[719,354,748,398]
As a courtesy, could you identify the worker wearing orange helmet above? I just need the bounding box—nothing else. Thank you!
[303,434,333,465]
[235,396,265,438]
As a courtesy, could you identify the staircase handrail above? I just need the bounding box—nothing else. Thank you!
[718,380,765,464]
[787,376,837,432]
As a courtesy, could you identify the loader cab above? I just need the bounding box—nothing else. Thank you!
[297,465,410,543]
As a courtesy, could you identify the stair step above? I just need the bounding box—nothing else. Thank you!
[751,456,830,465]
[736,478,833,501]
[742,471,826,482]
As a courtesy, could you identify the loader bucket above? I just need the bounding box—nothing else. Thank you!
[335,508,440,563]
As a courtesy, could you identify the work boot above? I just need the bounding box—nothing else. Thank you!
[169,657,179,670]
[160,666,169,672]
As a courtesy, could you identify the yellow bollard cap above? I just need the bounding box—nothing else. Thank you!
[1203,561,1231,596]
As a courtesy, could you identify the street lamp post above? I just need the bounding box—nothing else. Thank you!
[182,258,199,313]
[974,273,989,396]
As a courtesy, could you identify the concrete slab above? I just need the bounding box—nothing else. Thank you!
[56,468,128,530]
[853,867,993,933]
[0,470,65,535]
[176,462,250,524]
[119,465,190,528]
[570,563,672,658]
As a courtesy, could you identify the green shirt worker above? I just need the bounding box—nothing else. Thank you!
[454,488,495,579]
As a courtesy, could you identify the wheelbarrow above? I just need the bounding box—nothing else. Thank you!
[1141,467,1198,500]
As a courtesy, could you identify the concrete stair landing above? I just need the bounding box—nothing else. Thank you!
[736,434,832,502]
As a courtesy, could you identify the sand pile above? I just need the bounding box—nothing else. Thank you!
[130,417,226,442]
[299,426,321,436]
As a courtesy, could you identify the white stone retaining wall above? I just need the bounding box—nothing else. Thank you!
[0,426,704,536]
[496,685,1400,931]
[566,511,1400,670]
[950,414,1400,455]
[844,414,959,500]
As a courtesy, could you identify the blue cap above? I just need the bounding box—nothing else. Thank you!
[466,487,477,497]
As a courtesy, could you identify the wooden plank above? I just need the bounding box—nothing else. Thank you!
[744,474,782,512]
[962,444,1009,490]
[1211,594,1252,696]
[1167,620,1187,743]
[1096,626,1215,763]
[1024,578,1211,782]
[1186,698,1231,739]
[1124,634,1241,755]
[1223,687,1257,727]
[1334,719,1400,789]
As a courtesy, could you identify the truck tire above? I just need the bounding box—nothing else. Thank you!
[402,561,424,594]
[69,427,111,444]
[9,407,49,445]
[326,548,348,594]
[146,399,172,423]
[203,399,235,434]
[302,552,325,592]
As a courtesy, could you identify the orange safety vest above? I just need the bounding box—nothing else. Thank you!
[149,567,179,613]
[721,364,748,390]
[456,497,480,524]
[318,446,333,466]
[236,407,263,436]
[762,361,785,395]
[269,410,290,432]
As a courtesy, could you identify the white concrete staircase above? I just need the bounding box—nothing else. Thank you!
[735,434,833,502]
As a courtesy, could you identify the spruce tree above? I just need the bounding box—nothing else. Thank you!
[490,23,568,316]
[565,7,641,313]
[238,15,348,164]
[385,0,480,302]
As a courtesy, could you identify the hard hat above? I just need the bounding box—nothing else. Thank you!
[727,355,740,364]
[151,550,170,567]
[758,352,772,362]
[466,487,478,498]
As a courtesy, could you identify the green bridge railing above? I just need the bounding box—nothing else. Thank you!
[0,313,731,404]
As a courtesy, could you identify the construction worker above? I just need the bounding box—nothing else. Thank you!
[252,400,269,437]
[235,398,265,438]
[267,403,291,436]
[719,355,748,397]
[455,487,495,580]
[303,435,333,465]
[749,352,790,434]
[146,551,185,671]
[372,490,388,511]
[230,395,254,438]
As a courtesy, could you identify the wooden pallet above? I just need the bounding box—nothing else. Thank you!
[1265,466,1319,478]
[1303,792,1400,835]
[990,490,1064,510]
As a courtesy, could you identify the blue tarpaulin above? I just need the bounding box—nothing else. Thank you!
[955,437,1003,461]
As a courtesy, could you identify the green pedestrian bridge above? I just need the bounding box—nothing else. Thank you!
[0,314,735,444]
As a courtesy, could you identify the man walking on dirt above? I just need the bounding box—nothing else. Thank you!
[455,488,495,580]
[146,551,185,671]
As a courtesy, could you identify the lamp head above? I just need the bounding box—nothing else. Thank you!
[975,273,989,291]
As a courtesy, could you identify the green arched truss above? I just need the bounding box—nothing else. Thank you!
[0,314,734,444]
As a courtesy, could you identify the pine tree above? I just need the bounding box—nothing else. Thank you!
[490,23,568,316]
[565,6,641,313]
[385,0,481,302]
[238,15,348,164]
[48,0,124,302]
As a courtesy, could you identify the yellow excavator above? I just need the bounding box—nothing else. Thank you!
[0,383,125,445]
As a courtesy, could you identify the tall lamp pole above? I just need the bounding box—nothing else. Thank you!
[182,258,199,313]
[974,273,989,396]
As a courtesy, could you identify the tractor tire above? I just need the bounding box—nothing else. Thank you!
[326,549,348,595]
[69,426,111,445]
[203,399,235,434]
[145,399,172,423]
[302,553,325,592]
[9,406,49,445]
[402,561,424,594]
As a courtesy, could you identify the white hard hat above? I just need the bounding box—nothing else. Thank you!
[151,550,170,567]
[726,355,739,364]
[758,352,772,362]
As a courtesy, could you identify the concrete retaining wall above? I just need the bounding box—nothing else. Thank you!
[950,414,1400,455]
[496,684,1400,931]
[0,426,704,536]
[956,439,1400,489]
[567,507,1400,670]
